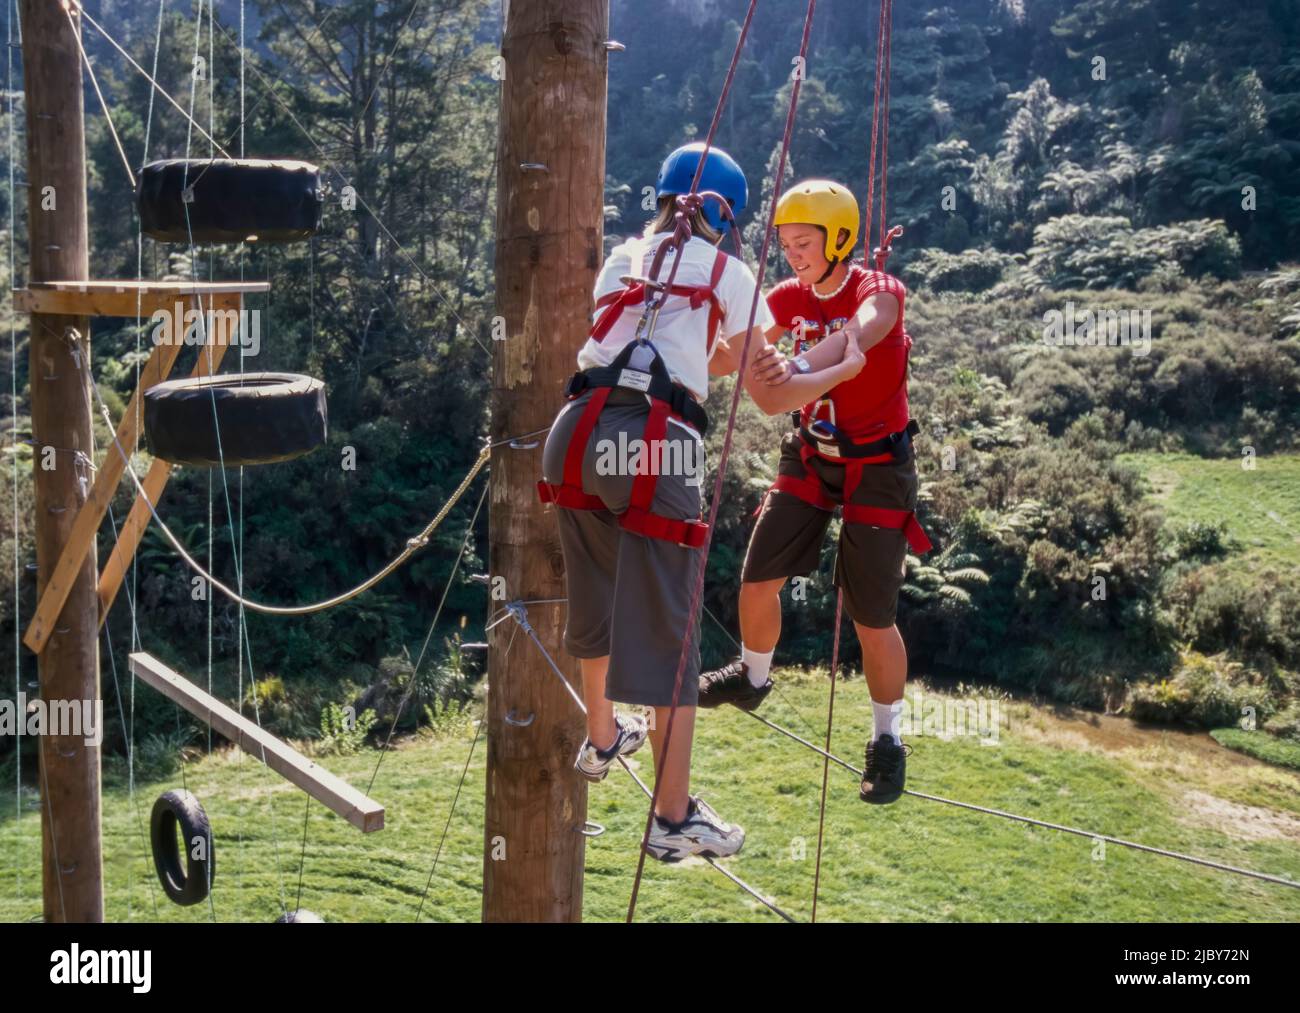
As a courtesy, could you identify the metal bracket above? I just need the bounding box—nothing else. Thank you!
[504,709,535,728]
[578,821,605,838]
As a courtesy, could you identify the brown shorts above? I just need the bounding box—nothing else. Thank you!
[741,430,919,628]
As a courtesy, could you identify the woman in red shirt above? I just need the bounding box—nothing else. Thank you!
[709,179,930,805]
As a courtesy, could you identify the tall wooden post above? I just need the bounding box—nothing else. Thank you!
[20,0,101,921]
[484,0,609,921]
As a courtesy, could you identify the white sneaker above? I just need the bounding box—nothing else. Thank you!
[573,713,648,782]
[645,795,745,862]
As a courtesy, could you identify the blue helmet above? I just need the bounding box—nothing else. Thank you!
[655,142,748,235]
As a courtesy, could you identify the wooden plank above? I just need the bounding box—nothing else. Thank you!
[16,279,269,318]
[129,651,385,833]
[96,295,239,626]
[23,302,192,654]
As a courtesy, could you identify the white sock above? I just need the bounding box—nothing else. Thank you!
[740,645,774,687]
[872,699,904,742]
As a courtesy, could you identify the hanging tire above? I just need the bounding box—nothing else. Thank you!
[144,372,328,467]
[275,909,324,923]
[150,790,214,907]
[137,158,323,244]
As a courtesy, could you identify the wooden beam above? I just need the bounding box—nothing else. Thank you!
[24,300,191,654]
[95,293,239,627]
[15,279,269,318]
[129,652,385,833]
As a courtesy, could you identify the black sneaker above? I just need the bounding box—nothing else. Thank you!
[697,659,773,712]
[859,733,910,804]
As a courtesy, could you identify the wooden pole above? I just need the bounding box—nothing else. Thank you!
[483,0,609,922]
[20,0,101,921]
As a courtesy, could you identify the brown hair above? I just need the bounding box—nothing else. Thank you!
[643,194,725,245]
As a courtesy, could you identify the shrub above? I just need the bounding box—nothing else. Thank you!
[316,702,377,756]
[1129,649,1274,728]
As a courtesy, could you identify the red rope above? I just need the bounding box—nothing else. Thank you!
[625,0,820,923]
[863,0,887,252]
[646,1,758,307]
[879,0,893,254]
[813,1,894,921]
[810,588,843,922]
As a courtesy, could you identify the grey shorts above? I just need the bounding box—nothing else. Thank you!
[541,388,706,708]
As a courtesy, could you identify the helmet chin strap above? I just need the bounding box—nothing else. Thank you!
[815,257,840,285]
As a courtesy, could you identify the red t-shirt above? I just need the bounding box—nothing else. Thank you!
[765,263,911,440]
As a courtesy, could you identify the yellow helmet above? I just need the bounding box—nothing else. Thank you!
[773,179,860,265]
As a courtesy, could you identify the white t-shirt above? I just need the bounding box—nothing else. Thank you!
[577,231,775,404]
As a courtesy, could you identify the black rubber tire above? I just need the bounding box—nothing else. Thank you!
[150,790,214,907]
[275,909,324,923]
[144,372,327,467]
[137,158,323,244]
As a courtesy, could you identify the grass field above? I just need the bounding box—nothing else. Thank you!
[1118,452,1300,573]
[2,673,1298,923]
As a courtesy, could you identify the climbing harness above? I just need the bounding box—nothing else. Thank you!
[536,340,711,549]
[538,147,747,549]
[761,262,931,553]
[587,234,731,352]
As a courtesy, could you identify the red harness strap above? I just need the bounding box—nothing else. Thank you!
[537,388,610,511]
[537,390,709,549]
[618,398,709,547]
[589,248,729,353]
[756,439,932,554]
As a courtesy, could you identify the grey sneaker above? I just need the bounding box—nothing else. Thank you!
[645,795,745,862]
[574,713,648,782]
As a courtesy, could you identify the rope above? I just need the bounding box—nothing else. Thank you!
[201,14,486,356]
[88,379,490,616]
[626,0,821,924]
[692,603,1300,893]
[62,4,135,188]
[7,0,20,911]
[414,618,511,923]
[72,2,232,157]
[366,480,490,796]
[99,509,160,920]
[739,704,1300,891]
[502,601,796,923]
[810,590,842,921]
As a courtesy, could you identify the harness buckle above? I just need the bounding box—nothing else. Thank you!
[564,372,589,399]
[887,419,920,461]
[618,273,667,293]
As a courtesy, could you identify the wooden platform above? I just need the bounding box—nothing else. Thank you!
[15,279,270,317]
[21,279,268,655]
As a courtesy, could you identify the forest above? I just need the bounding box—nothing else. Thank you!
[2,0,1298,781]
